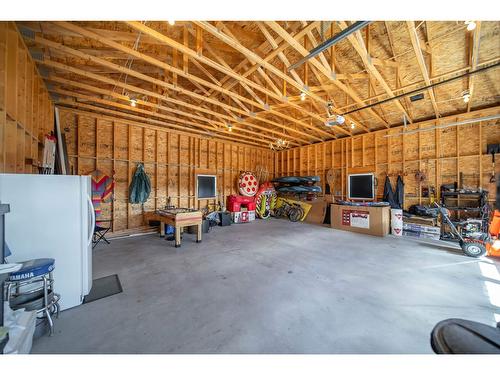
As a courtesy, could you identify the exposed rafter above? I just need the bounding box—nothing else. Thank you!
[338,21,413,123]
[406,21,440,118]
[13,20,498,149]
[467,21,482,112]
[33,31,321,144]
[125,21,336,140]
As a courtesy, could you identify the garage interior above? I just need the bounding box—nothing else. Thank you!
[0,18,499,355]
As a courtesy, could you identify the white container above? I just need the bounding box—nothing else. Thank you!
[391,208,403,236]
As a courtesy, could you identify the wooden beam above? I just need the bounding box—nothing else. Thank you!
[467,21,482,112]
[46,75,291,146]
[337,55,500,112]
[51,88,273,146]
[338,21,412,123]
[33,31,318,144]
[122,22,332,140]
[256,22,305,88]
[57,99,267,148]
[192,21,327,105]
[266,21,389,128]
[384,21,415,121]
[38,59,308,145]
[406,21,440,118]
[58,105,270,152]
[183,25,189,73]
[300,25,372,134]
[206,22,308,96]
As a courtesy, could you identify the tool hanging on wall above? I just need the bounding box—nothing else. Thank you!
[326,169,334,194]
[40,134,57,174]
[487,144,500,183]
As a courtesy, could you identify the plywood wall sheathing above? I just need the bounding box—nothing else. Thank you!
[0,22,54,173]
[59,107,275,235]
[275,109,500,209]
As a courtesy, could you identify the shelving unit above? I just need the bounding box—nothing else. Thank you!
[440,190,490,239]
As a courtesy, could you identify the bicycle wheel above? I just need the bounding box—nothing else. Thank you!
[288,207,302,222]
[274,206,285,218]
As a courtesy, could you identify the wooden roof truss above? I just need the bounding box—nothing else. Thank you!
[15,20,500,149]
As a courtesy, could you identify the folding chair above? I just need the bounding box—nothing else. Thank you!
[93,219,113,248]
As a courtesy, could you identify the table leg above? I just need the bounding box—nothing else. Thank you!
[196,223,202,243]
[175,225,181,247]
[160,222,165,237]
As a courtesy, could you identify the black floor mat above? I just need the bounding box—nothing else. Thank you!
[83,274,123,304]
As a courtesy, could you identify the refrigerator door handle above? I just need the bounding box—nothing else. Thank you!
[87,195,95,248]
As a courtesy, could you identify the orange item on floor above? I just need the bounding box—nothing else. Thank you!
[487,210,500,257]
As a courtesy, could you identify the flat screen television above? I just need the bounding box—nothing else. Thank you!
[348,173,375,200]
[196,175,217,199]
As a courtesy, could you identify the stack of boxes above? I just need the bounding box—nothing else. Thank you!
[227,195,256,224]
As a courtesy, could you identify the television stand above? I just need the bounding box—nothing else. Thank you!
[330,203,390,237]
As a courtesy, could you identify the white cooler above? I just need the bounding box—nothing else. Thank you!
[391,209,403,236]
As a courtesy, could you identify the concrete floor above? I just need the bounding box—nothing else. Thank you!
[32,219,499,354]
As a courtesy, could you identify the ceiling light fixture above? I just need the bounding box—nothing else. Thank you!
[324,115,346,128]
[350,122,356,129]
[130,99,137,107]
[168,20,176,26]
[465,21,476,31]
[227,123,233,132]
[462,91,471,103]
[300,92,306,101]
[269,138,290,150]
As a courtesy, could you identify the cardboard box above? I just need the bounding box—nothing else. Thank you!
[231,210,255,224]
[330,204,390,237]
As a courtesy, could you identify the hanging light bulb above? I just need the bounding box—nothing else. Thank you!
[227,123,233,132]
[462,91,471,103]
[300,92,306,101]
[350,122,356,129]
[465,21,476,31]
[130,99,137,107]
[168,20,176,26]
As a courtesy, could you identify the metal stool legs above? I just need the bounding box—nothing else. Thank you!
[42,273,60,336]
[6,271,60,336]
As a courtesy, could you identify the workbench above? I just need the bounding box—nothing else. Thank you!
[145,208,203,247]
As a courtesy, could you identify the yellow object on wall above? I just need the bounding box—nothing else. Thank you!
[275,197,312,221]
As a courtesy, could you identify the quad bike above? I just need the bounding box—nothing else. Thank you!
[434,202,492,257]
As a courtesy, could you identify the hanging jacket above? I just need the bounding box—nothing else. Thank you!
[383,176,397,208]
[129,163,151,204]
[395,175,405,209]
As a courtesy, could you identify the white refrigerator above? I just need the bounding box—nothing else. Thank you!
[0,174,94,311]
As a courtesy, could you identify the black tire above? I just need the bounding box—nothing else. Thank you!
[275,206,285,218]
[288,207,302,222]
[462,242,487,258]
[261,209,270,219]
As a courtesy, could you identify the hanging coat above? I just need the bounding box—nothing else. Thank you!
[129,163,151,204]
[383,176,397,208]
[394,175,405,209]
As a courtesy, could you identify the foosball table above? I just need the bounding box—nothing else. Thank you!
[145,208,203,247]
